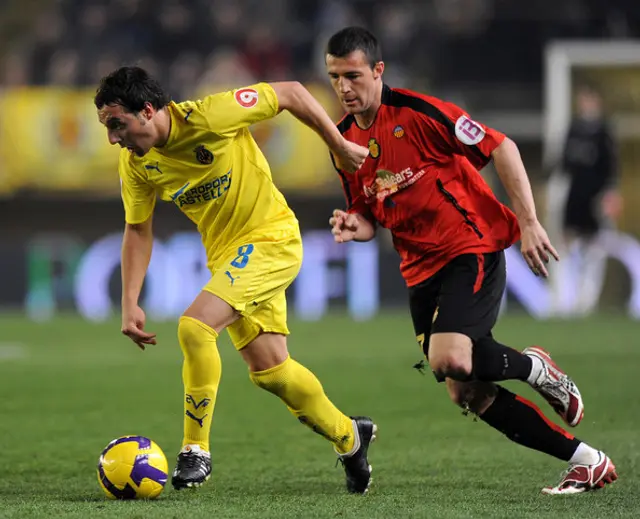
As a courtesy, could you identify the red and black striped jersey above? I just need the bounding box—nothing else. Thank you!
[333,84,520,287]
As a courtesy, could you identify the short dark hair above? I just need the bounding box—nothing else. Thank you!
[94,66,170,112]
[326,27,382,68]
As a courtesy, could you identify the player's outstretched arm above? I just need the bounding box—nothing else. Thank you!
[270,82,368,173]
[121,217,157,349]
[329,209,376,243]
[491,138,559,277]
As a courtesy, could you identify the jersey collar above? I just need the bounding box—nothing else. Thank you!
[381,83,392,105]
[160,102,179,150]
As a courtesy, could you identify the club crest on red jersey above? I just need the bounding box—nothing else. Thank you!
[393,125,405,139]
[368,138,380,159]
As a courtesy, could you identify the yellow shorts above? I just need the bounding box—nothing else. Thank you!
[203,226,302,350]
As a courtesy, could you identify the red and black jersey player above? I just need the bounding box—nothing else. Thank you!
[325,27,617,495]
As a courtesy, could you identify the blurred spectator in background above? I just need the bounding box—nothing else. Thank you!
[46,49,81,86]
[558,83,623,316]
[195,49,256,94]
[1,49,30,87]
[241,23,291,81]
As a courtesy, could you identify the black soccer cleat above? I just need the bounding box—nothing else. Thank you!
[337,416,377,494]
[171,445,212,490]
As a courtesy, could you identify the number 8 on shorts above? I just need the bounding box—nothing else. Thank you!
[230,244,254,269]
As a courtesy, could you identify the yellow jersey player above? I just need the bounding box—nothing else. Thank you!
[94,66,377,494]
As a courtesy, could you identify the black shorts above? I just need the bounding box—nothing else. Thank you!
[409,251,506,359]
[564,193,600,237]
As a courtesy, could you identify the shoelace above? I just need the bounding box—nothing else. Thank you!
[552,464,590,489]
[542,375,577,400]
[539,362,577,392]
[561,377,578,392]
[181,452,205,470]
[551,467,572,487]
[553,455,601,488]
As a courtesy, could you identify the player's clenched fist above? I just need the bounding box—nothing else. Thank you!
[332,139,369,173]
[329,209,360,243]
[121,304,157,350]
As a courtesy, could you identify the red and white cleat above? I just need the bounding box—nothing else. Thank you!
[542,452,617,495]
[523,346,584,427]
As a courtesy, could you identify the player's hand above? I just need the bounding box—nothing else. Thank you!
[332,139,369,173]
[329,209,359,243]
[519,220,559,278]
[121,304,157,350]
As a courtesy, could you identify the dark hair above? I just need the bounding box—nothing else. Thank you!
[94,66,170,112]
[326,26,382,68]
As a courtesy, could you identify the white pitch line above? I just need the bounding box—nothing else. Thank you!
[0,343,27,361]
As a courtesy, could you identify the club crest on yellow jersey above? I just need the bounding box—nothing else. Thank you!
[194,145,214,165]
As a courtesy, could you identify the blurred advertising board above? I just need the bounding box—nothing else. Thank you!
[1,197,639,322]
[0,84,342,196]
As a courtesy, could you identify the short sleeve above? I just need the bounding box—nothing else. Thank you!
[195,83,279,138]
[119,152,156,224]
[419,100,505,170]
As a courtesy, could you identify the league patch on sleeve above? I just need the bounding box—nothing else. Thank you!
[234,88,259,108]
[454,115,486,145]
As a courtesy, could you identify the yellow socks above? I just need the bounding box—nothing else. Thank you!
[178,316,354,455]
[178,316,222,452]
[250,356,355,454]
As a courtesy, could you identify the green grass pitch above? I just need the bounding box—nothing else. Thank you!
[0,312,638,518]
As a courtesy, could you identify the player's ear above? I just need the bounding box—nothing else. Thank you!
[373,61,384,80]
[141,102,156,120]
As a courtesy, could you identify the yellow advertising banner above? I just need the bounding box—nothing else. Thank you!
[247,83,344,192]
[0,84,345,196]
[0,88,121,194]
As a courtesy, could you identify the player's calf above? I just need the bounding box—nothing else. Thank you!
[445,379,498,416]
[471,336,534,382]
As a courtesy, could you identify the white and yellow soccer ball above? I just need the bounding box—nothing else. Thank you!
[97,435,168,499]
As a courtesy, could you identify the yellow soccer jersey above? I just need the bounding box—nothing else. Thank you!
[119,83,298,266]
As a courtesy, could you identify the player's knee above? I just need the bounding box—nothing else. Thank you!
[429,335,473,381]
[182,290,239,333]
[241,333,289,372]
[435,359,472,381]
[178,316,209,356]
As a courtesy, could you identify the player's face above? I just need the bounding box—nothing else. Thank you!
[326,51,384,114]
[576,91,602,121]
[97,103,158,157]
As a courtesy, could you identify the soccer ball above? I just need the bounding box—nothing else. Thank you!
[97,435,168,500]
